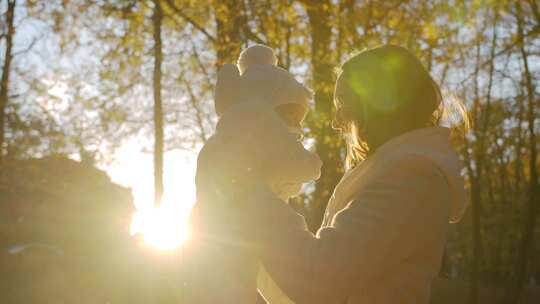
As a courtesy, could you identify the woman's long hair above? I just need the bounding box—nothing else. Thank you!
[333,45,469,168]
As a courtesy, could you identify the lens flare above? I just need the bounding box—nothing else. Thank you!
[130,193,194,250]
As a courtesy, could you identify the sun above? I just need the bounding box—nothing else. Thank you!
[130,193,194,250]
[105,140,198,251]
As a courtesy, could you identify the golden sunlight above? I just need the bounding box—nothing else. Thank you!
[106,139,197,251]
[130,193,193,250]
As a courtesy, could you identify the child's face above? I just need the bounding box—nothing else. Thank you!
[269,181,304,202]
[264,131,321,201]
[210,102,321,200]
[256,109,321,183]
[274,103,307,131]
[262,103,320,200]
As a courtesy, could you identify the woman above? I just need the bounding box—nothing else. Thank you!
[227,45,469,303]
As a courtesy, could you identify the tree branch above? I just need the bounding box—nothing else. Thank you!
[13,35,42,57]
[162,0,217,44]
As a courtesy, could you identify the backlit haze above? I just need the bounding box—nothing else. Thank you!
[106,141,197,250]
[46,76,199,251]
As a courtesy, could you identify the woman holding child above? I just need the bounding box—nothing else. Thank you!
[186,44,469,304]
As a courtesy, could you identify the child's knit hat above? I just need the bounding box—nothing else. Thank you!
[214,45,311,118]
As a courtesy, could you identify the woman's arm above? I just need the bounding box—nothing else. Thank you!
[238,155,450,303]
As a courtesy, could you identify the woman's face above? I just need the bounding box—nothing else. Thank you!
[333,74,363,132]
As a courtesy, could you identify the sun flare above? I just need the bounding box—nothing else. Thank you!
[106,140,198,251]
[130,193,194,250]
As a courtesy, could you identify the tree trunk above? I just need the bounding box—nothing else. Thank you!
[153,0,164,206]
[504,2,540,301]
[0,0,16,166]
[466,41,482,304]
[468,9,498,301]
[213,0,244,67]
[304,1,343,232]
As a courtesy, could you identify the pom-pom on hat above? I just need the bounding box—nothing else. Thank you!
[214,45,311,118]
[237,44,278,75]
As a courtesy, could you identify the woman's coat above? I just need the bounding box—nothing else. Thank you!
[248,127,468,303]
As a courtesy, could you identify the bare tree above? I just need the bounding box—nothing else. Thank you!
[153,0,164,206]
[504,2,540,302]
[0,0,16,166]
[302,0,344,232]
